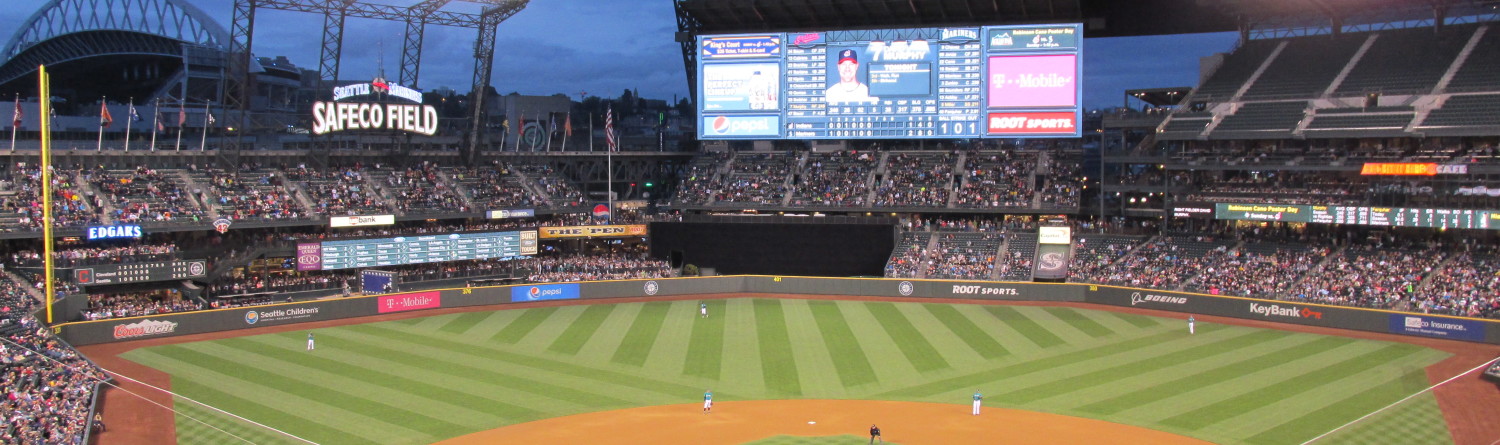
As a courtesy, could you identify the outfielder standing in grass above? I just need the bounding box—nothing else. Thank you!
[703,389,713,413]
[972,390,982,415]
[701,302,708,318]
[306,332,315,350]
[1188,315,1196,335]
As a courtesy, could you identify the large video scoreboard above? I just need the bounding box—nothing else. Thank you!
[314,230,538,270]
[697,24,1082,139]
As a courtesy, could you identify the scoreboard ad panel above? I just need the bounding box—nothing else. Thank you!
[1212,202,1497,230]
[74,260,207,286]
[697,23,1082,140]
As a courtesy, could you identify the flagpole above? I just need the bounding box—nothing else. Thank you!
[532,111,541,151]
[200,101,210,151]
[514,111,523,152]
[562,113,570,151]
[96,96,105,151]
[589,113,594,152]
[545,114,553,152]
[175,101,183,151]
[9,94,16,153]
[123,97,133,152]
[149,98,159,152]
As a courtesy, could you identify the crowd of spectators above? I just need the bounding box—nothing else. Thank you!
[1071,235,1232,289]
[1038,155,1082,208]
[875,152,954,207]
[448,165,540,209]
[884,233,930,278]
[8,243,178,268]
[523,251,674,282]
[0,274,105,444]
[704,152,794,206]
[788,150,876,207]
[2,165,105,231]
[513,163,586,208]
[291,166,390,216]
[203,168,308,221]
[80,290,202,321]
[1290,243,1447,310]
[954,151,1033,208]
[380,164,468,214]
[1187,245,1331,298]
[923,233,1000,280]
[92,167,206,224]
[1419,251,1500,318]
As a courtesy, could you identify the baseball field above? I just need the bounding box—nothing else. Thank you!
[79,295,1492,444]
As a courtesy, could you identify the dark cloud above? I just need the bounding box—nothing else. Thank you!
[3,0,1238,108]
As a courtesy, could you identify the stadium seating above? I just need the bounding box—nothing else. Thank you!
[875,152,955,208]
[788,150,877,207]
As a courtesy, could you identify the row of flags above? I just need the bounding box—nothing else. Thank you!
[9,96,210,129]
[500,107,617,151]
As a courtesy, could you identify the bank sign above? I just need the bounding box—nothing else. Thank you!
[1389,314,1485,341]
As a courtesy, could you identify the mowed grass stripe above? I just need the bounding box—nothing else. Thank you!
[548,304,617,355]
[490,306,558,344]
[866,302,949,373]
[1002,329,1288,404]
[352,323,708,398]
[683,300,727,379]
[312,330,632,408]
[1308,387,1450,445]
[126,348,421,443]
[1041,307,1115,338]
[437,311,492,334]
[984,306,1066,348]
[807,300,878,387]
[1243,367,1433,445]
[223,336,542,421]
[173,379,365,445]
[876,328,1180,398]
[1159,343,1424,430]
[755,299,802,396]
[1112,311,1165,329]
[146,346,467,438]
[1077,336,1354,415]
[923,304,1008,360]
[611,302,672,366]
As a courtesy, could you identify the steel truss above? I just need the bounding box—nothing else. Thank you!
[225,0,527,159]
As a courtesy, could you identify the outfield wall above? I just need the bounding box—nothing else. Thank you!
[53,276,1500,346]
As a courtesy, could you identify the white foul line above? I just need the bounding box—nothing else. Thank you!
[1301,356,1499,445]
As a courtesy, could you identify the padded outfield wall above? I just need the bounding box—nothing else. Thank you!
[52,277,1500,346]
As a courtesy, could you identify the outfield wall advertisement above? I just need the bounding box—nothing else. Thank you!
[53,277,1500,346]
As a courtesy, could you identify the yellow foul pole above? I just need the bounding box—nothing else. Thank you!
[38,65,55,324]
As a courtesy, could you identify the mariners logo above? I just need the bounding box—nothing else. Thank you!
[189,261,206,276]
[244,310,260,325]
[644,280,660,296]
[898,281,915,296]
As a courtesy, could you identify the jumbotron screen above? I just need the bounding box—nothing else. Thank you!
[696,24,1082,140]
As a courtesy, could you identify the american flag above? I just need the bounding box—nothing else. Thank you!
[604,106,616,151]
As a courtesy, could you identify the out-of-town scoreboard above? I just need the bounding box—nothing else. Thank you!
[307,230,538,271]
[74,260,208,286]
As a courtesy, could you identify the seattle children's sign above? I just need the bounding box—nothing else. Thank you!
[311,76,439,136]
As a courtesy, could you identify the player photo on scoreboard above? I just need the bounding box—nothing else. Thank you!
[824,48,880,104]
[825,41,935,104]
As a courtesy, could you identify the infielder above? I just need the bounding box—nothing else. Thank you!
[972,390,982,415]
[869,424,882,444]
[1188,315,1196,335]
[703,389,713,414]
[306,332,315,350]
[700,302,708,318]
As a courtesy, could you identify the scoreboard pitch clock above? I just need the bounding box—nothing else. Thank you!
[697,23,1082,139]
[74,260,208,286]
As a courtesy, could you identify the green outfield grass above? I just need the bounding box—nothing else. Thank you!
[121,299,1454,445]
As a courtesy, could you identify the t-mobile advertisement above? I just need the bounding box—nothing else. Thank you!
[986,54,1077,108]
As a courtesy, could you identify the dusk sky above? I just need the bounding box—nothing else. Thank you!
[2,0,1239,110]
